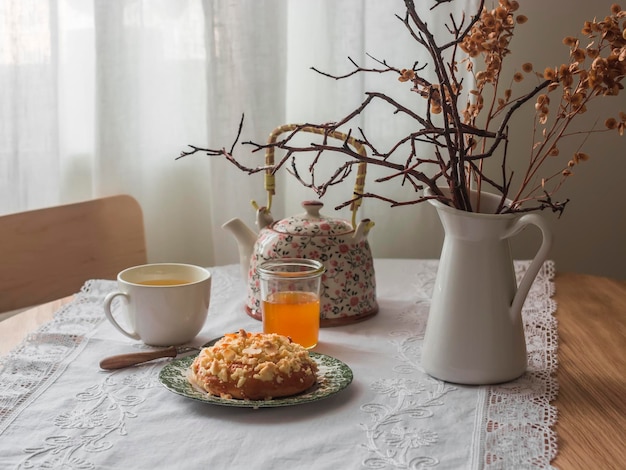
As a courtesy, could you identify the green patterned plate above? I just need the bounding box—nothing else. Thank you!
[158,352,353,408]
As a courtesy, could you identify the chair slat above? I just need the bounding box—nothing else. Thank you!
[0,195,147,313]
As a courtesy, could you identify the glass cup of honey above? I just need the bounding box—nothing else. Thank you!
[257,258,325,349]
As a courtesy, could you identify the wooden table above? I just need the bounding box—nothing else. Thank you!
[0,296,73,356]
[1,273,625,469]
[551,272,626,469]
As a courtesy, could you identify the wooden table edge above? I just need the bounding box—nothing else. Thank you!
[0,296,74,356]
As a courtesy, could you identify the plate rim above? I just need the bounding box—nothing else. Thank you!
[158,351,353,408]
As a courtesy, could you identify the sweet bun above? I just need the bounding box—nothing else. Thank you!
[188,329,318,400]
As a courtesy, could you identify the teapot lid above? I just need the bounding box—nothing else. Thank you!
[272,201,354,236]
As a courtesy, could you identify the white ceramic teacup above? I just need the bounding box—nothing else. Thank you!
[103,263,211,346]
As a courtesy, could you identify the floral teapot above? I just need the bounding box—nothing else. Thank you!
[222,124,378,326]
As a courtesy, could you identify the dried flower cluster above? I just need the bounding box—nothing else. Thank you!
[454,0,625,211]
[180,0,625,216]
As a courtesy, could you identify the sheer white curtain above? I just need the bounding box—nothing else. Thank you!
[1,0,463,268]
[1,0,286,267]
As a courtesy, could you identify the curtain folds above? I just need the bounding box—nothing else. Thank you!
[0,0,479,268]
[1,0,290,266]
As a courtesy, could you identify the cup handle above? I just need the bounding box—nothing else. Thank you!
[502,213,553,318]
[103,291,141,340]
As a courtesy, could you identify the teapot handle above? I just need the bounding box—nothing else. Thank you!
[262,124,367,228]
[502,213,553,318]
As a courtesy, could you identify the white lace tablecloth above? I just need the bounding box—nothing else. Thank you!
[0,259,558,469]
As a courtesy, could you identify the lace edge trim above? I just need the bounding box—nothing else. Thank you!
[479,260,559,469]
[0,280,110,435]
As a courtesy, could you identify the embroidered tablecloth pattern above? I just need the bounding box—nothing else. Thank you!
[0,259,557,469]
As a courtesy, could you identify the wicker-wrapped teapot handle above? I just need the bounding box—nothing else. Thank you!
[260,124,367,228]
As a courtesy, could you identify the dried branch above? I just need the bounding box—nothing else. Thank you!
[179,1,625,215]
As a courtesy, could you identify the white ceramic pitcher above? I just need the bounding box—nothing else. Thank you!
[422,187,552,384]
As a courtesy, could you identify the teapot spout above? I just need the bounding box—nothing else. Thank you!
[353,219,375,243]
[222,218,257,281]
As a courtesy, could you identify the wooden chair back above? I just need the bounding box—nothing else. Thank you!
[0,195,147,313]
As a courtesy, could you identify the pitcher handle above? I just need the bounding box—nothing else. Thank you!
[502,214,553,317]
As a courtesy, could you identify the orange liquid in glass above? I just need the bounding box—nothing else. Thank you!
[262,291,320,349]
